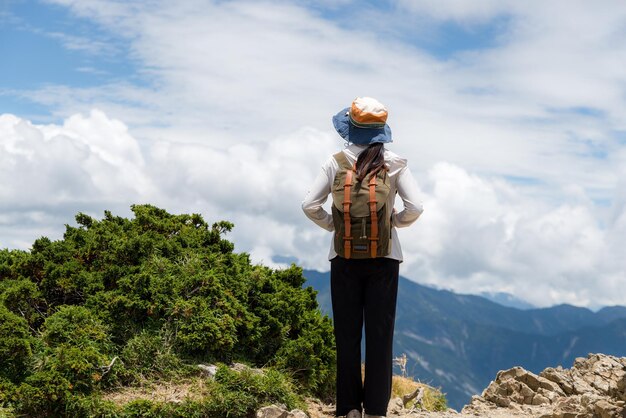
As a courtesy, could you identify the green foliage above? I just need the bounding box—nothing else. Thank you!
[0,306,33,382]
[38,365,304,418]
[42,305,111,350]
[0,379,17,417]
[214,364,302,412]
[274,312,336,397]
[16,370,73,417]
[0,278,45,330]
[0,205,335,416]
[34,306,113,394]
[65,395,121,418]
[425,388,448,412]
[0,407,15,418]
[117,331,190,385]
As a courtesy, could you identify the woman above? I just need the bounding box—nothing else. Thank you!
[302,97,423,418]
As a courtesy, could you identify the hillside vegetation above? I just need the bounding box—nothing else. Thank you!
[0,205,335,417]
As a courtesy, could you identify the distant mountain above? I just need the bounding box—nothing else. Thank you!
[478,291,536,310]
[302,270,626,410]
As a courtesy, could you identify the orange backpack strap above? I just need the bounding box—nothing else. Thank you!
[343,164,354,259]
[368,174,378,258]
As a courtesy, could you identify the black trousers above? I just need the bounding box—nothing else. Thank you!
[330,256,400,417]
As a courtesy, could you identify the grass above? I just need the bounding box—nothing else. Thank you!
[100,376,210,405]
[361,363,448,412]
[391,375,448,411]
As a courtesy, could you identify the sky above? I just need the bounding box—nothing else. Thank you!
[2,0,626,308]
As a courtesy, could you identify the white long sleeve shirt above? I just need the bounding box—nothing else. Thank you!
[302,144,423,262]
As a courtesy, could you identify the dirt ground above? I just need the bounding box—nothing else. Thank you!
[304,398,541,418]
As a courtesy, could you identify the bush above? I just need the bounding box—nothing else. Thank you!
[15,370,73,417]
[26,305,115,399]
[65,395,121,418]
[214,365,302,412]
[42,305,111,351]
[117,331,189,385]
[0,205,336,416]
[0,379,17,417]
[0,279,45,330]
[273,311,335,398]
[0,306,33,383]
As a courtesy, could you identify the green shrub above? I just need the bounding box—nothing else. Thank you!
[65,395,121,418]
[172,296,240,356]
[0,407,15,418]
[214,365,302,412]
[34,306,114,394]
[273,311,336,398]
[0,279,45,330]
[0,306,33,382]
[0,205,336,416]
[117,331,189,385]
[42,305,111,351]
[0,379,17,417]
[15,370,73,417]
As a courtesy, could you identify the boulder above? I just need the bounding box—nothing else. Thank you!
[464,354,626,418]
[197,364,218,378]
[256,405,309,418]
[386,397,406,415]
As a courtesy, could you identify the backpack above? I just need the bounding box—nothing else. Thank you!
[331,151,392,259]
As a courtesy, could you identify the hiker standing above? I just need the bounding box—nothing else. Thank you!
[302,97,423,418]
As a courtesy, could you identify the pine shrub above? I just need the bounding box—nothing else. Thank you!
[0,205,335,416]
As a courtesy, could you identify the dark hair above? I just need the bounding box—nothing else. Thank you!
[355,143,386,182]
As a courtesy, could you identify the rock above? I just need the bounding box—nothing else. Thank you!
[290,409,309,418]
[257,406,290,418]
[197,364,218,378]
[232,362,264,375]
[531,394,549,406]
[467,354,626,418]
[594,399,621,418]
[387,397,405,415]
[480,367,563,408]
[541,366,575,395]
[256,405,309,418]
[199,362,266,379]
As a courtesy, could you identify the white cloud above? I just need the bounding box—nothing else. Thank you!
[4,110,626,307]
[395,0,518,23]
[0,111,152,248]
[397,162,623,307]
[28,0,626,192]
[0,111,153,206]
[45,31,119,56]
[0,111,338,270]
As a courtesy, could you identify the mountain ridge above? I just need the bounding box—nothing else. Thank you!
[302,269,626,409]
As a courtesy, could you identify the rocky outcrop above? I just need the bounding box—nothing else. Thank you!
[463,353,626,418]
[255,354,626,418]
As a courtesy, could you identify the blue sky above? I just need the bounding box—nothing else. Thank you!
[1,0,141,120]
[1,0,509,121]
[3,0,626,308]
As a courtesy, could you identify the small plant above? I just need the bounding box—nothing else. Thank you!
[393,353,408,378]
[118,331,188,384]
[214,364,303,412]
[391,375,447,412]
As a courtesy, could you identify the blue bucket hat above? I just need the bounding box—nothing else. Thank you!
[332,97,392,145]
